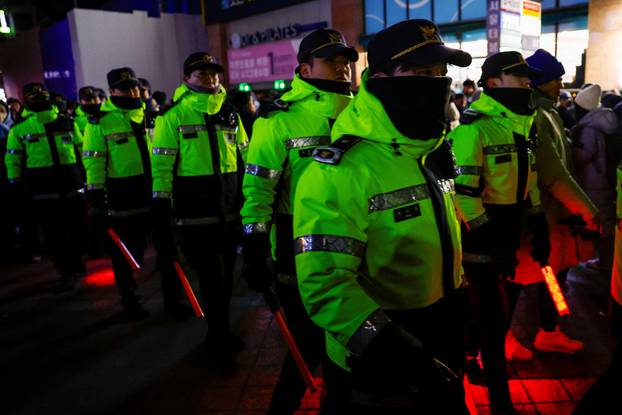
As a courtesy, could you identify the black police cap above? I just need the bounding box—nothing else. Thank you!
[478,51,543,86]
[138,78,151,90]
[78,86,97,101]
[368,20,471,74]
[183,52,224,76]
[297,29,359,63]
[107,67,140,90]
[23,82,49,100]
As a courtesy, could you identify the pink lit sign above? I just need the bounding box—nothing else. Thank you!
[227,38,302,84]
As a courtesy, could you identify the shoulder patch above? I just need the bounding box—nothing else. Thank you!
[259,99,290,118]
[313,135,362,165]
[460,108,485,125]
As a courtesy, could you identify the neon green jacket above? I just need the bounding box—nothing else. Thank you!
[448,91,541,231]
[5,106,84,197]
[151,84,248,222]
[294,72,463,370]
[74,106,91,135]
[241,74,352,236]
[82,99,152,212]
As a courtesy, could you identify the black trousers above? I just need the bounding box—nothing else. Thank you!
[107,214,150,304]
[269,214,326,414]
[464,264,512,406]
[269,283,325,414]
[321,294,468,415]
[35,195,86,278]
[177,221,239,335]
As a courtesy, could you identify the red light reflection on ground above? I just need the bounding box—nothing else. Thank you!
[83,267,116,287]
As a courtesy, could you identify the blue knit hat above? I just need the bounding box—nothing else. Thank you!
[525,49,565,87]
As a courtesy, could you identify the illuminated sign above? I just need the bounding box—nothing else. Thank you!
[486,0,541,55]
[230,21,327,49]
[273,79,286,90]
[238,82,251,92]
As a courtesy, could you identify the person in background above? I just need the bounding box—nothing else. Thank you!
[7,97,23,123]
[558,91,575,130]
[227,89,258,138]
[75,86,102,135]
[50,92,68,114]
[453,92,467,115]
[446,91,461,131]
[138,78,158,112]
[572,84,619,272]
[95,88,107,102]
[462,78,477,106]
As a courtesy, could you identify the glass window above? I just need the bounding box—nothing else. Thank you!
[387,0,407,26]
[557,17,588,84]
[541,0,557,9]
[560,0,588,6]
[408,0,432,20]
[365,0,385,34]
[434,0,459,24]
[461,0,486,21]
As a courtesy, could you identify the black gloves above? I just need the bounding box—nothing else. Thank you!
[86,189,106,218]
[151,197,173,223]
[348,318,458,396]
[525,212,550,266]
[241,233,273,292]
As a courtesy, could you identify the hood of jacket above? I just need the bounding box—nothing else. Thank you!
[470,91,535,136]
[101,97,144,124]
[280,74,353,119]
[173,83,226,115]
[331,70,442,158]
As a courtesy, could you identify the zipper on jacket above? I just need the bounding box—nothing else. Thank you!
[418,158,456,297]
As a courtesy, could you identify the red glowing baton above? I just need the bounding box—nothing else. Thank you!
[107,228,141,271]
[265,290,317,392]
[174,261,204,318]
[541,265,570,316]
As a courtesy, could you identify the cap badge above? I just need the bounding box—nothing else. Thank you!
[328,32,344,45]
[420,25,439,41]
[121,71,132,80]
[202,55,214,64]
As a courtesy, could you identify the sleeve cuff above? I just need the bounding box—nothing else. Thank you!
[346,309,390,358]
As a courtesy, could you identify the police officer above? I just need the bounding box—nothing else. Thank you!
[448,52,550,414]
[5,82,86,289]
[293,20,471,413]
[83,67,186,320]
[151,53,249,369]
[75,86,102,135]
[240,28,358,414]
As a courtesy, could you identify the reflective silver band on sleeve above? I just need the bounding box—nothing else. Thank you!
[462,252,494,263]
[245,164,282,180]
[294,234,366,257]
[243,222,270,235]
[105,131,134,141]
[346,309,391,358]
[152,191,172,199]
[82,150,106,158]
[178,125,207,133]
[87,184,105,191]
[285,136,331,150]
[456,165,482,176]
[524,205,544,215]
[483,144,517,155]
[152,147,178,156]
[108,207,150,217]
[466,213,490,230]
[369,184,430,212]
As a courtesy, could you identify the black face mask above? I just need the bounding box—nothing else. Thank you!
[485,88,535,116]
[366,76,451,140]
[110,95,142,110]
[81,104,100,115]
[25,98,52,113]
[302,78,352,95]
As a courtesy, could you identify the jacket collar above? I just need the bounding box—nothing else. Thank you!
[174,83,226,115]
[281,74,353,120]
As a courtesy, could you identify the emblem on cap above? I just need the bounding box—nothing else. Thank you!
[203,54,214,64]
[32,85,43,93]
[121,71,132,80]
[328,32,345,45]
[420,24,440,41]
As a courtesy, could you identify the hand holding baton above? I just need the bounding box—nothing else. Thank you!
[264,289,317,392]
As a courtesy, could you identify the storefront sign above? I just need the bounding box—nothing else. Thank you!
[487,0,539,56]
[230,21,327,49]
[228,38,303,83]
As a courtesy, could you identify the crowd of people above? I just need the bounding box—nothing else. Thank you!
[2,17,622,415]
